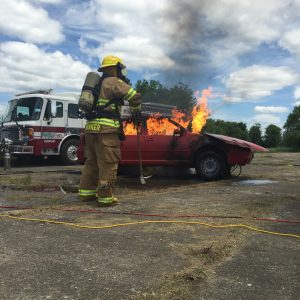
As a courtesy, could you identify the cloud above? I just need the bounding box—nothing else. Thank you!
[293,86,300,105]
[224,65,299,102]
[0,0,64,44]
[63,0,300,76]
[0,42,91,93]
[250,113,283,128]
[200,0,289,66]
[28,0,62,3]
[69,0,174,72]
[80,36,175,71]
[294,86,300,99]
[254,106,289,113]
[279,28,300,57]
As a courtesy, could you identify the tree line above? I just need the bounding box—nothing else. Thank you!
[136,79,300,149]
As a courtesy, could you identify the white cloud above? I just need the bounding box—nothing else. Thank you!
[201,0,286,42]
[62,0,300,74]
[0,0,64,44]
[293,86,300,105]
[294,86,300,99]
[254,106,289,113]
[0,42,91,93]
[200,0,289,66]
[69,0,174,71]
[80,36,175,71]
[250,113,283,128]
[28,0,62,3]
[279,28,300,57]
[224,65,299,102]
[143,72,160,81]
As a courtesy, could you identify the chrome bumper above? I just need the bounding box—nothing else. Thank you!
[9,145,34,154]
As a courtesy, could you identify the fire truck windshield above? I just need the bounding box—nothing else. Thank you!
[3,97,43,122]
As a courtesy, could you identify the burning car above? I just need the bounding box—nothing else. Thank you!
[79,94,268,180]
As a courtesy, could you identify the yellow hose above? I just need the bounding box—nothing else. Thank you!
[0,214,299,240]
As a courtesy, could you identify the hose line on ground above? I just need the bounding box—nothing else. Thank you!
[0,214,299,240]
[1,205,300,224]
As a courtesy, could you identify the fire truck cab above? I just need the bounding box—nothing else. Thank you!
[0,89,85,165]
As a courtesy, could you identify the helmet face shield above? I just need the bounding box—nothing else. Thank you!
[121,66,127,77]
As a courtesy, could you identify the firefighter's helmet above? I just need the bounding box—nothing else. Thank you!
[98,55,126,72]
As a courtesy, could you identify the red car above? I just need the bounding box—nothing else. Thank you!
[78,103,267,180]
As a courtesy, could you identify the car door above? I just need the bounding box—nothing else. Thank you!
[120,121,146,164]
[142,119,191,164]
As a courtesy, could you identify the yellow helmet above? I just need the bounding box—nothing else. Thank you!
[98,55,125,71]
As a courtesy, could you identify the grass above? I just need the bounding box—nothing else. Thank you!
[132,234,241,300]
[268,147,300,153]
[9,175,32,185]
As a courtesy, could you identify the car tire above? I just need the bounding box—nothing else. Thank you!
[195,150,227,180]
[60,139,79,165]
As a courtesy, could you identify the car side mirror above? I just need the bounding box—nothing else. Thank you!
[51,101,57,118]
[44,100,56,124]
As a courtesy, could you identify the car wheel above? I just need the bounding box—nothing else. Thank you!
[195,150,227,180]
[60,139,79,165]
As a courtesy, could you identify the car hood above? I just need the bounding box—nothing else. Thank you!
[203,133,268,152]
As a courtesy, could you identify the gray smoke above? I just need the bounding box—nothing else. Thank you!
[159,0,229,88]
[160,0,207,86]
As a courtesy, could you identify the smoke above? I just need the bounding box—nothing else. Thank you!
[160,0,205,85]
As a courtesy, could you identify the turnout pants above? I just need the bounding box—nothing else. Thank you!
[79,132,121,203]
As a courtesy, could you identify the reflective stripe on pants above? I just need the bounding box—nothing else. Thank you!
[79,132,120,199]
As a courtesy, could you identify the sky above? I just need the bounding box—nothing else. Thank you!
[1,0,300,130]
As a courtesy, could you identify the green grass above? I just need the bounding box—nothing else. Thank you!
[268,147,300,153]
[8,175,32,185]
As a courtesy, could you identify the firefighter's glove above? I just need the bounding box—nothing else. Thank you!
[131,107,142,126]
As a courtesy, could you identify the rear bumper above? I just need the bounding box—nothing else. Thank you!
[9,145,34,154]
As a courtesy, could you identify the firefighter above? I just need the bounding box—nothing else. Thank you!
[79,55,142,206]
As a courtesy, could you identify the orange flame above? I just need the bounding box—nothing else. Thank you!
[147,113,177,135]
[123,121,136,135]
[191,87,211,133]
[123,87,211,135]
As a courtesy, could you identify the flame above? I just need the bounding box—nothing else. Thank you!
[123,87,211,136]
[191,88,211,133]
[147,113,177,135]
[123,121,136,135]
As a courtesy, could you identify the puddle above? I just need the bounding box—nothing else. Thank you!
[232,179,276,186]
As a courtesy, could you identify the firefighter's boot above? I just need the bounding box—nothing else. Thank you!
[78,189,97,202]
[97,183,118,207]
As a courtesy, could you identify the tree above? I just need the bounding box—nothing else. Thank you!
[263,124,282,148]
[135,80,194,111]
[283,105,300,148]
[249,123,263,145]
[202,119,248,140]
[202,119,227,135]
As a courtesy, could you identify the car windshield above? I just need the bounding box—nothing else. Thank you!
[3,97,43,122]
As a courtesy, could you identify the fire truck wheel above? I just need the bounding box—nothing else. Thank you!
[60,139,80,165]
[195,150,227,180]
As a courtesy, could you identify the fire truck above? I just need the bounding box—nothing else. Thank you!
[0,89,85,165]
